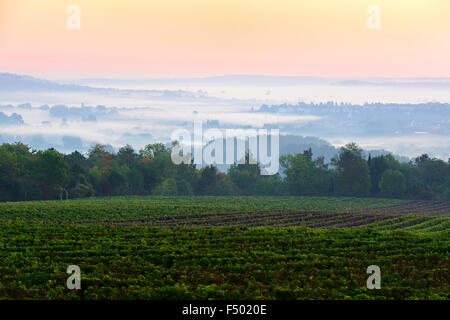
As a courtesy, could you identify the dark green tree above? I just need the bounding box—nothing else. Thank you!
[280,150,330,196]
[331,143,371,197]
[33,149,70,199]
[379,169,406,198]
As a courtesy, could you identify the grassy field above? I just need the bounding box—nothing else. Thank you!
[0,196,448,300]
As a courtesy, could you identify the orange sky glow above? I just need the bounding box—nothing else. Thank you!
[0,0,449,78]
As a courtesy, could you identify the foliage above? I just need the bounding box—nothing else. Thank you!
[0,224,447,300]
[0,195,447,300]
[280,149,330,196]
[0,141,449,201]
[379,170,406,198]
[0,196,404,222]
[331,143,371,197]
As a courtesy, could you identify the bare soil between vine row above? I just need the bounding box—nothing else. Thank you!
[60,200,450,228]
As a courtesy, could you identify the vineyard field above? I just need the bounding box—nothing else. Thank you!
[0,196,404,222]
[0,196,448,300]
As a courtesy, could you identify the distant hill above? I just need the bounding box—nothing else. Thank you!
[0,73,213,100]
[0,73,92,92]
[63,75,450,87]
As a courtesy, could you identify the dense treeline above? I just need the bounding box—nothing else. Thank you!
[0,142,449,201]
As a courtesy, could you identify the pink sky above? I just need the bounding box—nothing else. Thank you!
[1,0,450,78]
